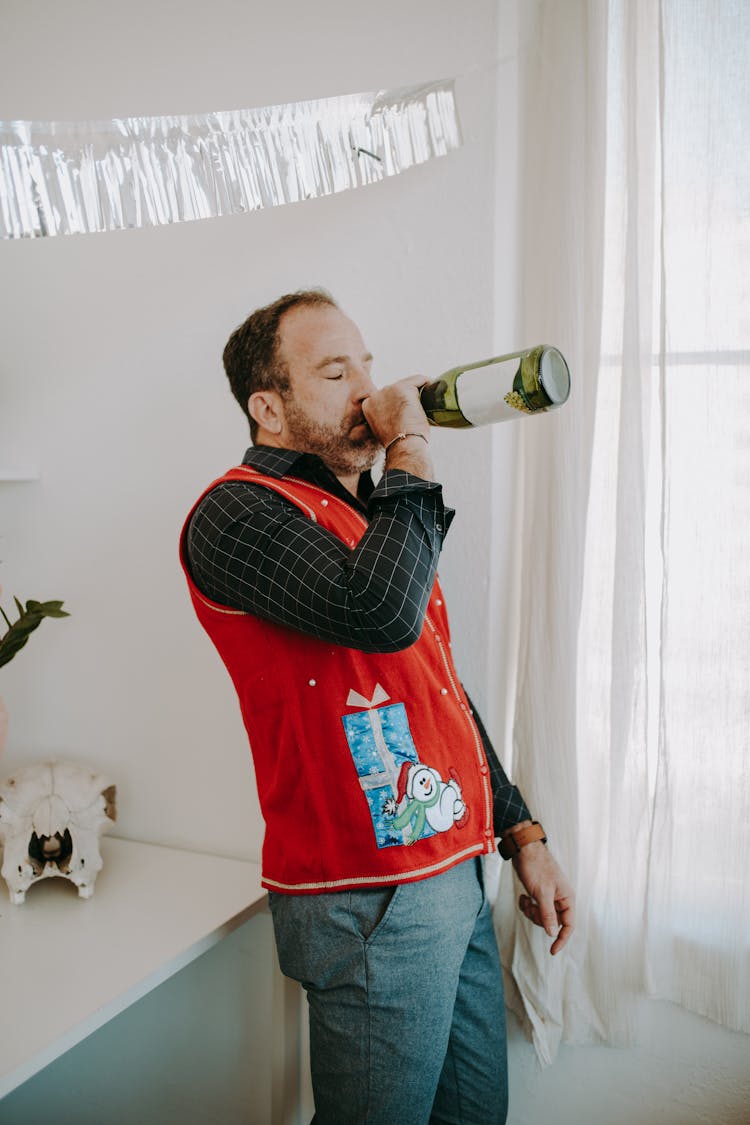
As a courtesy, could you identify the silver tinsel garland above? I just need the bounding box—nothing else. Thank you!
[0,79,461,240]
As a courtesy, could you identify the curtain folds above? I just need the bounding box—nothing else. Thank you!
[495,0,750,1061]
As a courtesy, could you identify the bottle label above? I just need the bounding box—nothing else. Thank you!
[455,359,537,425]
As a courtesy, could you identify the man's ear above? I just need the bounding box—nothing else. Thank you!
[248,390,285,437]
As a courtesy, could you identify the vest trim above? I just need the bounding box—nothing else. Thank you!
[228,465,320,521]
[263,843,485,893]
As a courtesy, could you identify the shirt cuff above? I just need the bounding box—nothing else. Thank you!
[368,469,455,529]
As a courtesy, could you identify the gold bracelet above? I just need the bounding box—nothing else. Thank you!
[384,431,429,454]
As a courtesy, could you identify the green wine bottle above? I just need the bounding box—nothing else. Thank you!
[419,345,570,429]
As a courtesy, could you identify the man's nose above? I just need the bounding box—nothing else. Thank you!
[351,368,377,402]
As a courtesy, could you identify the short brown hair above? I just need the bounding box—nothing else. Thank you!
[223,289,338,441]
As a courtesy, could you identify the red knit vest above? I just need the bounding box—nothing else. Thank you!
[180,466,495,893]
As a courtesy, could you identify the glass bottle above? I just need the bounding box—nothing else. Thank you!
[419,345,570,428]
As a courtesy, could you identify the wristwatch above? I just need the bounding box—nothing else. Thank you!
[498,820,547,860]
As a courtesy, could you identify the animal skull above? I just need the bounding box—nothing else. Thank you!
[0,760,116,904]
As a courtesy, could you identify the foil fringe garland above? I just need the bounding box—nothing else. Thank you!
[0,80,461,240]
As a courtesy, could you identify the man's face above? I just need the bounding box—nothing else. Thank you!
[275,303,381,477]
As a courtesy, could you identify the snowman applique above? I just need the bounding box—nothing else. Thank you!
[384,762,468,844]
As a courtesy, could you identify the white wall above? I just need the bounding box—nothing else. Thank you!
[0,0,506,859]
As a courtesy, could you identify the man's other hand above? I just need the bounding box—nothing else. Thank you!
[512,841,576,955]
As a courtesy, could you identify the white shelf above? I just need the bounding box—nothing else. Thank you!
[0,836,265,1098]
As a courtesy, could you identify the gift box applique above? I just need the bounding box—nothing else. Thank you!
[341,685,468,848]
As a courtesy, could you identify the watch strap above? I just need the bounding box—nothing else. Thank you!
[499,820,547,860]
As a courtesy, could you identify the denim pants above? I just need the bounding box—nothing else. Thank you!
[268,858,508,1125]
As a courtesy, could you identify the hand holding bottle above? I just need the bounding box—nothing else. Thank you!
[361,375,435,481]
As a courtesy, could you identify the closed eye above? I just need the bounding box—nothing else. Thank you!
[316,353,373,380]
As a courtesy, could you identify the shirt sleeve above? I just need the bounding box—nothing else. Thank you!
[464,692,533,834]
[185,471,452,653]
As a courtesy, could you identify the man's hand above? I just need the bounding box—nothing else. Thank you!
[510,840,576,955]
[361,375,431,448]
[362,375,434,480]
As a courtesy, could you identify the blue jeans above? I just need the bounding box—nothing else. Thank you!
[268,858,508,1125]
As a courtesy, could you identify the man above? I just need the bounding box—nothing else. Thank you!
[180,289,574,1124]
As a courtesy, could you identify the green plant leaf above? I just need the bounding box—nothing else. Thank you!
[35,600,69,618]
[0,597,70,669]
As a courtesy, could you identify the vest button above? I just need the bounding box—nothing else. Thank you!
[308,679,317,687]
[436,598,443,606]
[321,499,329,507]
[440,688,448,696]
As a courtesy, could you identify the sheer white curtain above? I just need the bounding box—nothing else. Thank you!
[495,0,750,1062]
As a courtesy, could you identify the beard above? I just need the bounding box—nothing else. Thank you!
[282,399,382,477]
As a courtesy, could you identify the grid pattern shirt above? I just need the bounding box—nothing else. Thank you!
[185,444,532,832]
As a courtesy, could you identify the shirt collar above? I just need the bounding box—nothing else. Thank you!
[241,444,309,478]
[241,444,375,508]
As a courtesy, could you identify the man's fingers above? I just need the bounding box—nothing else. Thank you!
[518,894,546,927]
[518,892,577,954]
[518,893,533,919]
[521,886,558,936]
[550,897,576,953]
[396,372,429,390]
[550,921,574,955]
